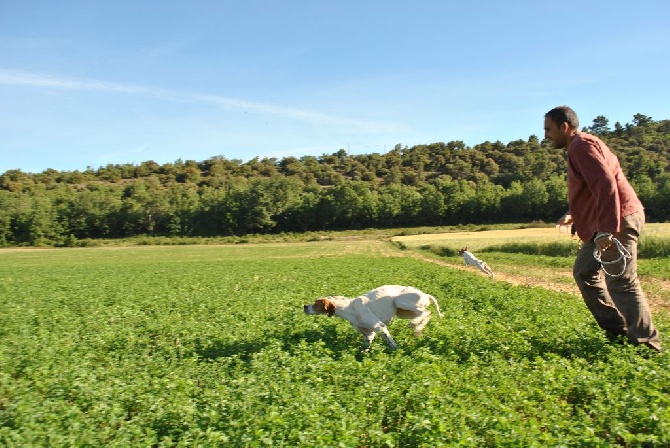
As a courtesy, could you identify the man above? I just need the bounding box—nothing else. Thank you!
[545,106,662,352]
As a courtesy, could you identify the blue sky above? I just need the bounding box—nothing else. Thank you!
[1,1,669,174]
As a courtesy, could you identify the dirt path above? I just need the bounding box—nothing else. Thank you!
[398,246,670,317]
[402,249,579,294]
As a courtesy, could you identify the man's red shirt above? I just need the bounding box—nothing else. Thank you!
[567,132,643,241]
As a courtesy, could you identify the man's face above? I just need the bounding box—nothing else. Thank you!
[544,117,568,149]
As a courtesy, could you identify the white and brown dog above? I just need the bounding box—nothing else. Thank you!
[303,285,443,350]
[458,247,494,277]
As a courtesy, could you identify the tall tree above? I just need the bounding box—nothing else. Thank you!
[587,115,610,136]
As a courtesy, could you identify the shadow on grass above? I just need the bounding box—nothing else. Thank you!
[278,323,370,360]
[192,337,267,363]
[191,318,622,365]
[190,322,353,363]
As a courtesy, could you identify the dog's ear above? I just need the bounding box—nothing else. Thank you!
[324,299,336,317]
[314,298,336,316]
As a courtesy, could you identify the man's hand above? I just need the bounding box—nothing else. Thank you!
[594,232,613,251]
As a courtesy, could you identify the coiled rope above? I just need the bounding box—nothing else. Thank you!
[593,238,632,278]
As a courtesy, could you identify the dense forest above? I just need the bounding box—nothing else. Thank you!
[1,113,669,246]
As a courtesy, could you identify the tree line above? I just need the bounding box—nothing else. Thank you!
[1,113,669,246]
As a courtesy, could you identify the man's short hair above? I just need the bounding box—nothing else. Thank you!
[545,106,580,129]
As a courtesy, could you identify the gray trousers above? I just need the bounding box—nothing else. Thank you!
[573,210,662,351]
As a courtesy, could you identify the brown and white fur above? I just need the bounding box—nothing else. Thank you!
[458,247,494,277]
[303,285,443,350]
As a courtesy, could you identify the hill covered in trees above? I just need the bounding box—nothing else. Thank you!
[1,113,669,246]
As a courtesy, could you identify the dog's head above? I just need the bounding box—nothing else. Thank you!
[303,297,336,317]
[457,247,468,256]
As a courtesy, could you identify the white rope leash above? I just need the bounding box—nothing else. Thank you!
[593,238,631,278]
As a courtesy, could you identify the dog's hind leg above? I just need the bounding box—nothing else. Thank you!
[396,309,426,336]
[410,310,431,336]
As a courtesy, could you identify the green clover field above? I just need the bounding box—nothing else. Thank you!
[1,239,668,447]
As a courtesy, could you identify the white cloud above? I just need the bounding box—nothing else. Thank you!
[0,68,403,133]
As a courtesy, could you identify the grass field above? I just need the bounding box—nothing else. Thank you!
[1,231,669,446]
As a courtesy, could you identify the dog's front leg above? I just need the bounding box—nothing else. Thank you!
[358,328,376,350]
[374,322,397,350]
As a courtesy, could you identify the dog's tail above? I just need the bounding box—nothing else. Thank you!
[429,295,444,318]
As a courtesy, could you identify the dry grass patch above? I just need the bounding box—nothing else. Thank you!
[392,227,577,252]
[392,223,670,252]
